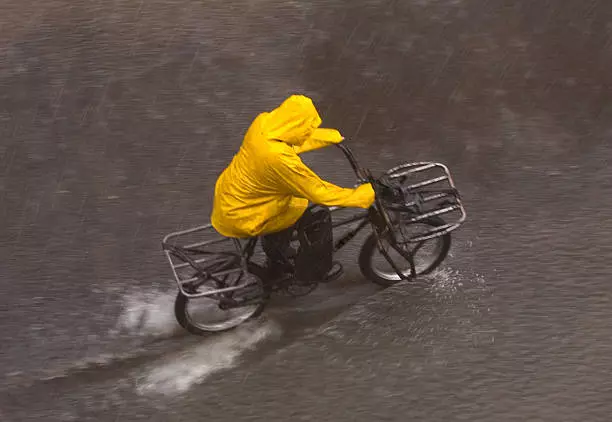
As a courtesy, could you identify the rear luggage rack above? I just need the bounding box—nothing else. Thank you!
[161,224,256,298]
[384,162,466,242]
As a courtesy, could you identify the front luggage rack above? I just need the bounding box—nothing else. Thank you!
[384,161,467,242]
[161,224,256,298]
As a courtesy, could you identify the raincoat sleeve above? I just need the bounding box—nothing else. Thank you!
[292,128,344,155]
[271,149,375,209]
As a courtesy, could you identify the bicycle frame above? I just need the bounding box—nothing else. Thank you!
[161,212,370,299]
[162,142,467,298]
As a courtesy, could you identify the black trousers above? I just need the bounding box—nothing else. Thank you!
[261,210,307,266]
[261,205,333,280]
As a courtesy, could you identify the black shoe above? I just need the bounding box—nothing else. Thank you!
[321,261,344,283]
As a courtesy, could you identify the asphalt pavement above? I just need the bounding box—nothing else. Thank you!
[2,0,612,420]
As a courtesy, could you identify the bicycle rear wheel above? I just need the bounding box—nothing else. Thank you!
[358,216,451,287]
[174,264,268,335]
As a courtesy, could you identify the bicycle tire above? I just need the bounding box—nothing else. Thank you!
[358,216,451,287]
[174,263,269,335]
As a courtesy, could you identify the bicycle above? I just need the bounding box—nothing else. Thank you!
[161,142,466,335]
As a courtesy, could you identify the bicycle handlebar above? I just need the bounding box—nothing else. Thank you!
[335,143,367,181]
[334,143,398,240]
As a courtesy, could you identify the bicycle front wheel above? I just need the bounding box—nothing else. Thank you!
[358,216,451,287]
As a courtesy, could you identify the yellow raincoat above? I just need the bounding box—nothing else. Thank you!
[211,95,375,238]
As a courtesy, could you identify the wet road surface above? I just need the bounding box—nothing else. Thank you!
[2,0,612,420]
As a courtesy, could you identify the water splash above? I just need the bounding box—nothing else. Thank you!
[426,267,464,294]
[135,319,281,396]
[110,287,182,339]
[425,267,487,297]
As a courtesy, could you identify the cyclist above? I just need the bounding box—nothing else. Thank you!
[211,94,375,280]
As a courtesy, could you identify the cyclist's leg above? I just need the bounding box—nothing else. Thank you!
[260,197,309,276]
[261,226,294,265]
[294,205,337,282]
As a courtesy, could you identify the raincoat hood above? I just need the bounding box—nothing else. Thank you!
[263,95,323,146]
